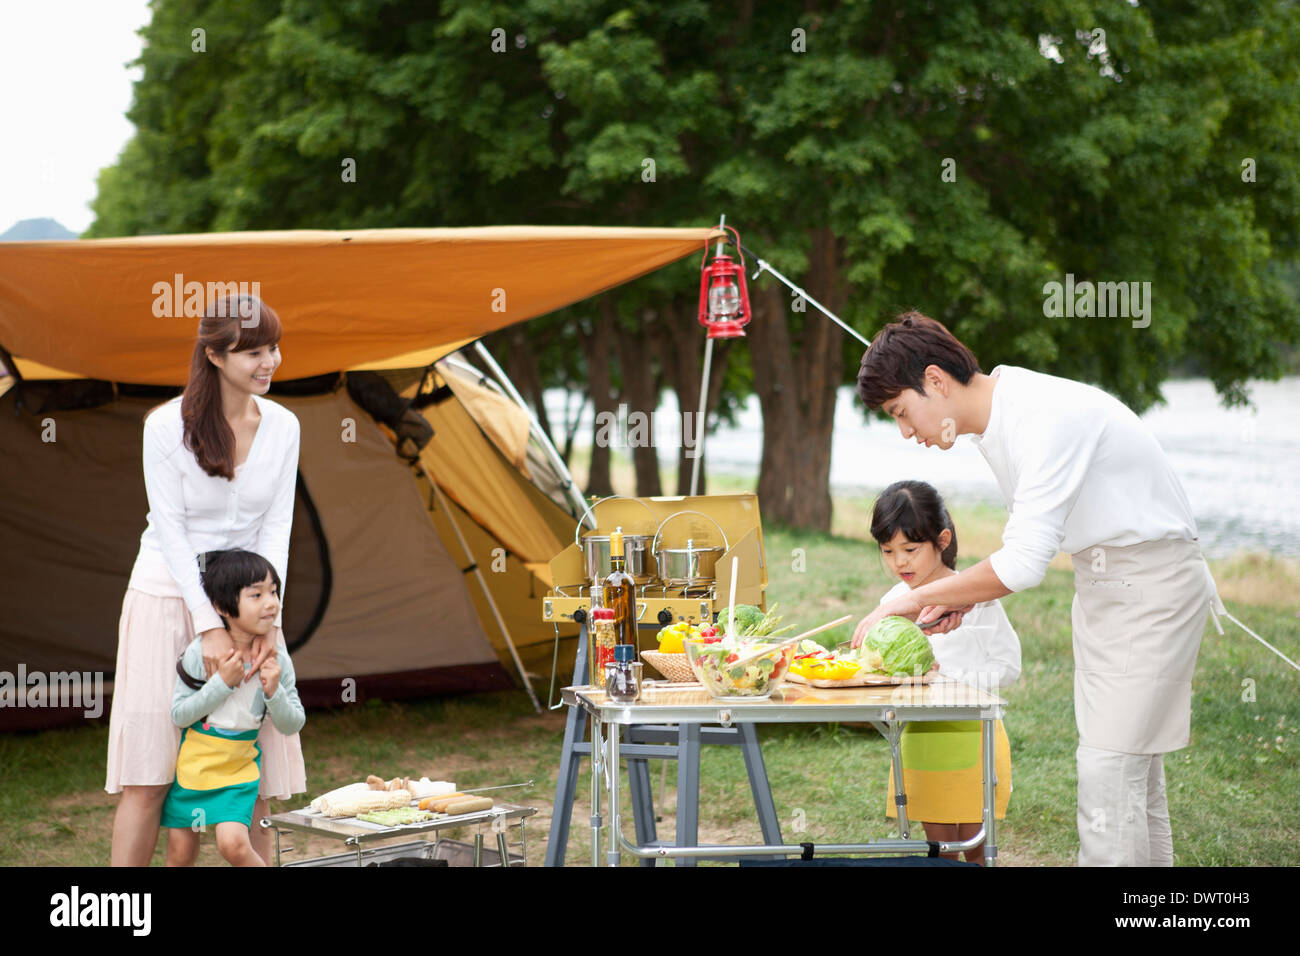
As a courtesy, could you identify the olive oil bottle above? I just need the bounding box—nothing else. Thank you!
[602,527,638,653]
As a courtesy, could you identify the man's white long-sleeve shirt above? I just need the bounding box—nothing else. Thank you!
[127,395,299,634]
[971,366,1198,592]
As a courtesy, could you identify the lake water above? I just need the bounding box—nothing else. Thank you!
[548,376,1300,558]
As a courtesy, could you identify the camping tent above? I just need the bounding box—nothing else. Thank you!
[0,225,720,729]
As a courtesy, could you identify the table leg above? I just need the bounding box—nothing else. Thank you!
[590,715,604,867]
[739,723,782,846]
[606,721,621,867]
[887,721,909,839]
[983,717,998,868]
[676,723,701,868]
[544,621,589,867]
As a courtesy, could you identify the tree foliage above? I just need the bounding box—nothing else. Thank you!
[90,0,1300,526]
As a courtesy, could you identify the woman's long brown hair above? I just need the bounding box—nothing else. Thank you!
[181,294,282,480]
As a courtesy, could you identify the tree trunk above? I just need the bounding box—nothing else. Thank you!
[613,303,663,498]
[583,301,617,497]
[748,227,846,530]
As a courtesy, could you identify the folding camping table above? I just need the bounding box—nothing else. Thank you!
[562,677,1006,866]
[261,803,536,867]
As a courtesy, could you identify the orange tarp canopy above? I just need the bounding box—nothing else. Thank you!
[0,226,720,385]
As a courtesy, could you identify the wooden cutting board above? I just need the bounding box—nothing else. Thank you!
[785,668,937,689]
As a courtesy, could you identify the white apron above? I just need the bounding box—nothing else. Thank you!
[1070,538,1216,754]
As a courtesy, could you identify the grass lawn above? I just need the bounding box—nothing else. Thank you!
[3,475,1297,866]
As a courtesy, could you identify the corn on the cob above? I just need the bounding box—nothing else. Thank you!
[318,789,412,818]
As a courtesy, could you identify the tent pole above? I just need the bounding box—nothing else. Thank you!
[471,342,589,518]
[420,461,543,713]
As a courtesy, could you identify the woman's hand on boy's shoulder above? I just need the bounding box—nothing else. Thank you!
[201,628,234,677]
[248,632,278,681]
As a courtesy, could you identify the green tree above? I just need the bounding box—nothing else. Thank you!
[90,0,1300,530]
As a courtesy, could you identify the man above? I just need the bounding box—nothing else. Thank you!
[852,311,1219,866]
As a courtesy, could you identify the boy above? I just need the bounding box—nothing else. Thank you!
[162,549,305,866]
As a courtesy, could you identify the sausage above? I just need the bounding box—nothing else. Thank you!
[423,792,468,812]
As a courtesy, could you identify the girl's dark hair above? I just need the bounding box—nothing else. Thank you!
[182,294,282,480]
[857,311,981,410]
[870,480,958,570]
[198,549,281,625]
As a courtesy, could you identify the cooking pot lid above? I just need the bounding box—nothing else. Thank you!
[659,540,724,554]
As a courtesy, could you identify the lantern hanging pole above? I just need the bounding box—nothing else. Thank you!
[689,214,726,496]
[737,240,872,349]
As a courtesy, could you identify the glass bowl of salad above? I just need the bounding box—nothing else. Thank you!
[683,638,796,699]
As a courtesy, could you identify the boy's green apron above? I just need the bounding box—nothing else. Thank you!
[160,721,262,829]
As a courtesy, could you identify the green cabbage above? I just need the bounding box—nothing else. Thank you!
[863,616,935,676]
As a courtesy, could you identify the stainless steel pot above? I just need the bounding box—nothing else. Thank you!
[579,532,655,585]
[652,511,731,587]
[574,495,658,586]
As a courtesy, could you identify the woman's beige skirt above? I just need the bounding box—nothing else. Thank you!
[105,588,306,799]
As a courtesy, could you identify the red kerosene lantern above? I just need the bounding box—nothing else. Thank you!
[697,226,752,339]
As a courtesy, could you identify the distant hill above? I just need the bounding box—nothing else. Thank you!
[0,218,77,241]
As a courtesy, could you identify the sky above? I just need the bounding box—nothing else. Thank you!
[0,1,152,235]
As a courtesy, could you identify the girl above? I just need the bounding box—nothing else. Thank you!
[164,550,305,867]
[870,480,1021,864]
[106,294,306,866]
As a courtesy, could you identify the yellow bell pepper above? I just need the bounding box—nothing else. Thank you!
[658,631,686,654]
[791,658,861,681]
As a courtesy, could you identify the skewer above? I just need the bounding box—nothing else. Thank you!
[459,779,534,795]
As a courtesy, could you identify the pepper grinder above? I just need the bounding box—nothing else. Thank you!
[605,644,642,703]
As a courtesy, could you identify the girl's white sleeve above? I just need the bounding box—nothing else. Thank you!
[143,414,225,635]
[877,581,910,607]
[254,412,299,630]
[977,599,1022,689]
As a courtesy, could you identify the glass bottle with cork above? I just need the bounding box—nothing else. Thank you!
[602,526,638,654]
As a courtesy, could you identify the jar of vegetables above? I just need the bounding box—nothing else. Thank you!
[588,607,618,686]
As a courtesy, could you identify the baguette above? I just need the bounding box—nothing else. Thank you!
[443,796,494,816]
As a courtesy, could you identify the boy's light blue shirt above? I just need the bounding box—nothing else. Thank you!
[171,638,306,735]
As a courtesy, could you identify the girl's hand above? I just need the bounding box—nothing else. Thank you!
[201,629,234,678]
[259,656,281,698]
[248,631,278,684]
[218,649,244,689]
[852,596,919,648]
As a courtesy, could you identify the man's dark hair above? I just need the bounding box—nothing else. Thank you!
[857,311,982,409]
[197,549,281,626]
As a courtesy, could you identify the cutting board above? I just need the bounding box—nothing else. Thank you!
[785,668,937,689]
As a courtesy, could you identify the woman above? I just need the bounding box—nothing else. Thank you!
[106,294,306,866]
